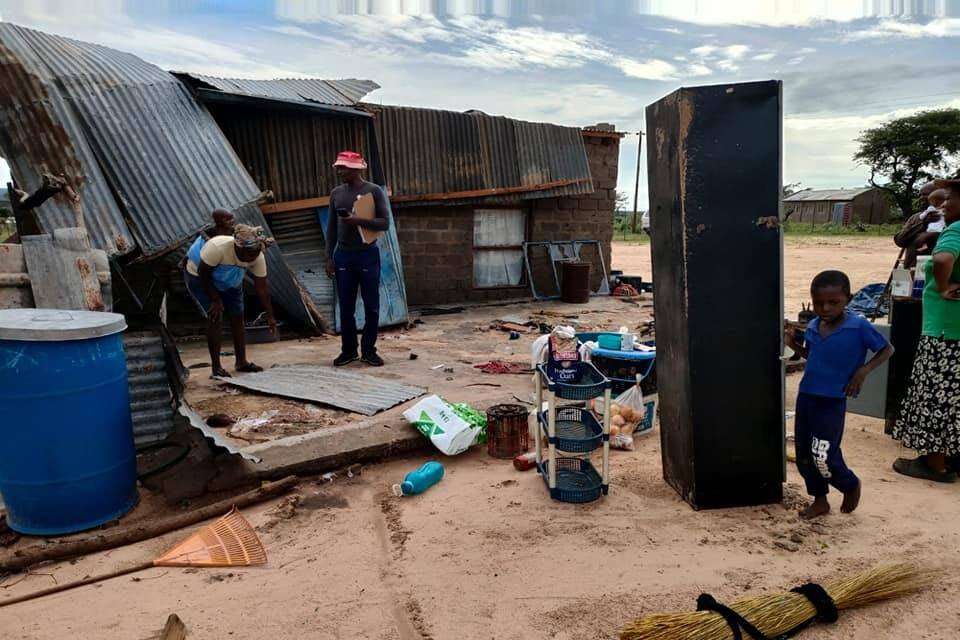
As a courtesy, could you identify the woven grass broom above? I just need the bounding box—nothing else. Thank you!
[620,563,933,640]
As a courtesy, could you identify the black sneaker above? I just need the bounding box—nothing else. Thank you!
[333,353,358,367]
[361,353,385,367]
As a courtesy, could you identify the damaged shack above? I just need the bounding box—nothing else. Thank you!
[180,76,623,311]
[0,22,622,332]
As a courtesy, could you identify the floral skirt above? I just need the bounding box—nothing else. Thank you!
[893,335,960,456]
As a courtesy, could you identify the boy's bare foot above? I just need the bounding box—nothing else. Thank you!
[840,481,861,514]
[799,497,830,519]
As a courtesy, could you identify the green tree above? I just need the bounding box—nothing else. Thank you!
[854,108,960,218]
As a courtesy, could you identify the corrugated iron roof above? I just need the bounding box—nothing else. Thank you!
[212,107,372,202]
[0,24,312,326]
[216,365,425,416]
[783,187,875,202]
[367,104,594,206]
[176,73,380,107]
[0,24,135,255]
[125,332,175,446]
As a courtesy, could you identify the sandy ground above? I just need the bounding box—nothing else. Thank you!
[613,236,898,319]
[4,238,960,639]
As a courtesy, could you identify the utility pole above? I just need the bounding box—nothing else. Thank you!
[631,132,643,233]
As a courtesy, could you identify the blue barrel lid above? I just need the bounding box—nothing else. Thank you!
[0,309,126,341]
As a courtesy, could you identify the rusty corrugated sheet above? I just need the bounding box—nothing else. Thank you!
[176,73,379,107]
[267,208,336,329]
[212,106,371,202]
[0,24,312,327]
[0,25,135,255]
[125,332,175,445]
[216,365,426,416]
[367,104,594,207]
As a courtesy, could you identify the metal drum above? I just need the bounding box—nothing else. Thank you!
[0,309,137,535]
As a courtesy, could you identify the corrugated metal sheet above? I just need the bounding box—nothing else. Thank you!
[178,401,261,463]
[124,332,175,445]
[212,106,371,202]
[0,25,135,255]
[368,104,594,207]
[0,24,311,327]
[269,207,336,328]
[217,365,425,416]
[783,187,874,202]
[178,74,380,107]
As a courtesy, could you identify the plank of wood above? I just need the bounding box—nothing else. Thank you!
[389,178,589,203]
[21,234,87,310]
[53,228,104,311]
[260,196,330,215]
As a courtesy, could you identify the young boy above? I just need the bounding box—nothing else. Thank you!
[785,271,894,519]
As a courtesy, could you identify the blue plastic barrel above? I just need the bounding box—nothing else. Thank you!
[0,309,138,535]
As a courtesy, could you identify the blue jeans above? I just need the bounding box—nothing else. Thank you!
[334,246,380,357]
[795,392,859,497]
[184,272,244,317]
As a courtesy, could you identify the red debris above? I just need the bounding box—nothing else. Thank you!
[474,360,529,375]
[613,284,640,297]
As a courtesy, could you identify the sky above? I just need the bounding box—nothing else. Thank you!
[1,1,959,209]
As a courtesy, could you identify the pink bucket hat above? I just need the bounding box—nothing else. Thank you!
[333,151,367,170]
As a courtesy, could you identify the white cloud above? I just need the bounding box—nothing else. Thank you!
[787,56,806,65]
[783,97,960,187]
[845,18,960,40]
[686,63,712,76]
[615,58,678,81]
[723,44,750,58]
[691,44,717,56]
[752,52,776,61]
[796,47,817,54]
[716,59,739,72]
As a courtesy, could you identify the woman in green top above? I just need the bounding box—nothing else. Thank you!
[893,179,960,482]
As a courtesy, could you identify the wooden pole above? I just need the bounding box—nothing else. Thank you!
[631,133,643,234]
[0,476,298,573]
[0,561,154,608]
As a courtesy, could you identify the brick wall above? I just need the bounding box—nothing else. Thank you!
[529,132,620,293]
[395,130,621,306]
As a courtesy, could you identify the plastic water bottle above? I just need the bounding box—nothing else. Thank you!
[392,461,444,496]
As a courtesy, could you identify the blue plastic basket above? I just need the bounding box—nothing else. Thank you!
[537,406,604,453]
[537,457,605,503]
[537,362,610,400]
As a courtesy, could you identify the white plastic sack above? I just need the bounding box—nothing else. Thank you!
[403,395,479,455]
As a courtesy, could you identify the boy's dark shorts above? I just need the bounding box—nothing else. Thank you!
[184,272,244,318]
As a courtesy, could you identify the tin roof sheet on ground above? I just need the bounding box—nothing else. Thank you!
[216,365,426,416]
[176,73,380,107]
[783,187,874,202]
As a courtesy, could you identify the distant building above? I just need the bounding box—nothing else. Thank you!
[783,187,890,225]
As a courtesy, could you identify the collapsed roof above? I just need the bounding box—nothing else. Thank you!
[0,23,312,325]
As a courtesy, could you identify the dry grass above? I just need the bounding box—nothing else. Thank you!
[620,564,934,640]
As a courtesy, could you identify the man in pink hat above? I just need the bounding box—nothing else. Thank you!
[325,150,391,367]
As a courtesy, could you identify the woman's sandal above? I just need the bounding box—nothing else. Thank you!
[893,457,958,483]
[235,362,264,373]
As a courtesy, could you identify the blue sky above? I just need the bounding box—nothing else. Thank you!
[1,1,959,208]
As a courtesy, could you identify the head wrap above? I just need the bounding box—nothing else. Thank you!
[233,224,275,251]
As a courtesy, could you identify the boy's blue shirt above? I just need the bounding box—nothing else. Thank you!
[799,312,889,399]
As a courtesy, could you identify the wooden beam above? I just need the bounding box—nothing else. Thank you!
[389,178,589,203]
[259,179,588,215]
[260,196,330,215]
